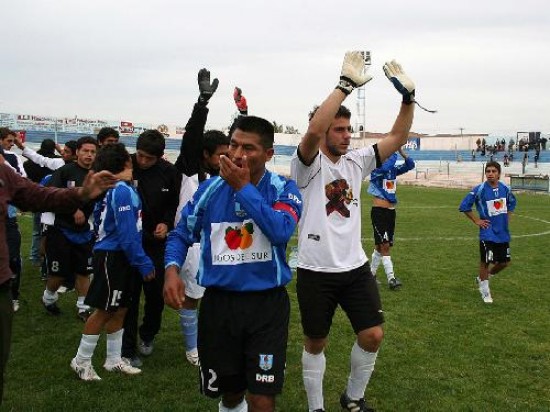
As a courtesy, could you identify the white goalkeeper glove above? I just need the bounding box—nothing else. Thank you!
[383,60,415,104]
[336,51,373,95]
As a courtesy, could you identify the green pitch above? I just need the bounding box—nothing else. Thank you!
[5,186,550,411]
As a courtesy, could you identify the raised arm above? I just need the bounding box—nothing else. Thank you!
[299,51,373,165]
[377,61,416,162]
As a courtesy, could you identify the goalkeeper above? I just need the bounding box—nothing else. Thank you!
[290,52,417,412]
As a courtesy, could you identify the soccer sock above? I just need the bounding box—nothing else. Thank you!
[76,296,90,311]
[179,308,198,351]
[105,329,124,364]
[218,399,248,412]
[76,334,100,364]
[480,279,490,295]
[346,341,378,401]
[42,289,58,305]
[382,256,395,281]
[302,348,326,412]
[370,250,382,276]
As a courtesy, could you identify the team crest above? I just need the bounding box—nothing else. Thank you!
[325,178,357,218]
[259,354,273,371]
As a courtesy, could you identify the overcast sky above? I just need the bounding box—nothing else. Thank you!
[1,0,549,136]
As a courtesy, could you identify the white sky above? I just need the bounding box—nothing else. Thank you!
[1,0,549,136]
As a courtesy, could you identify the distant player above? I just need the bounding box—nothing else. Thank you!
[459,161,516,303]
[368,147,415,289]
[71,143,155,381]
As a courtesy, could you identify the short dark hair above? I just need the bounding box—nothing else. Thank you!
[136,129,165,158]
[64,140,78,155]
[485,161,501,174]
[97,127,119,144]
[230,116,274,149]
[308,105,351,122]
[38,139,56,157]
[76,136,99,150]
[203,130,229,156]
[0,127,16,140]
[93,143,130,174]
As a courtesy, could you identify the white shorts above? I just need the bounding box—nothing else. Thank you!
[180,243,204,300]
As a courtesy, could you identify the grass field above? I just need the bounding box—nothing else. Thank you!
[4,185,550,411]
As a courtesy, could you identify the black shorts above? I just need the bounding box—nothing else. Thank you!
[85,250,137,311]
[198,287,289,398]
[44,227,92,279]
[296,263,384,339]
[479,241,511,264]
[371,207,396,246]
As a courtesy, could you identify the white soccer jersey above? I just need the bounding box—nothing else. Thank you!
[290,146,378,272]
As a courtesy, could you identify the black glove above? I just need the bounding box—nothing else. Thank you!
[198,68,219,104]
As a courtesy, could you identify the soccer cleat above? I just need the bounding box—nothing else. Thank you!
[122,356,143,368]
[77,309,93,322]
[12,300,20,312]
[388,277,402,290]
[481,290,493,304]
[138,339,154,356]
[104,358,142,375]
[340,392,375,412]
[43,301,61,316]
[186,349,200,367]
[71,357,101,381]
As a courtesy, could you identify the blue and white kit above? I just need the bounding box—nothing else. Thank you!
[367,153,415,204]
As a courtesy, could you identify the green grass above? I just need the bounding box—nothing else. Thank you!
[4,186,550,411]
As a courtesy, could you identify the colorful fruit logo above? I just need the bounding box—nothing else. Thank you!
[385,181,395,190]
[224,222,254,250]
[493,200,502,210]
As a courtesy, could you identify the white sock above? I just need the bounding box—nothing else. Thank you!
[480,279,490,294]
[382,256,395,281]
[218,399,248,412]
[42,289,58,305]
[346,342,378,401]
[302,348,325,412]
[105,329,124,365]
[76,296,90,311]
[76,334,100,363]
[370,250,382,276]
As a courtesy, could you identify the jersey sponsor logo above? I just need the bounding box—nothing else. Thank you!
[211,221,272,265]
[259,354,273,371]
[256,374,275,383]
[161,188,169,192]
[308,234,320,241]
[383,179,397,194]
[486,198,507,216]
[118,205,131,212]
[325,178,357,218]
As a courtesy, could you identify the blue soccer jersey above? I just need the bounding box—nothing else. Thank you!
[165,171,302,292]
[459,181,517,243]
[367,153,415,204]
[94,181,154,278]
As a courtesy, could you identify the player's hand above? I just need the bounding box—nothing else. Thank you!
[384,60,415,104]
[154,223,168,240]
[163,266,185,309]
[198,68,219,103]
[73,209,85,225]
[142,269,155,282]
[79,170,117,201]
[219,154,250,191]
[14,135,24,150]
[476,219,491,229]
[336,51,373,95]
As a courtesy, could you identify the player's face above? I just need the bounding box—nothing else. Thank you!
[324,117,352,159]
[62,147,75,161]
[76,143,97,169]
[1,135,15,151]
[228,129,273,183]
[485,166,500,184]
[101,136,119,145]
[135,150,158,170]
[203,144,229,173]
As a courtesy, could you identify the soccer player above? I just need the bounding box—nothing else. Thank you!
[71,143,155,381]
[164,116,302,412]
[0,146,116,405]
[121,129,180,366]
[173,68,229,366]
[290,52,416,412]
[41,136,99,320]
[368,147,415,290]
[459,161,516,303]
